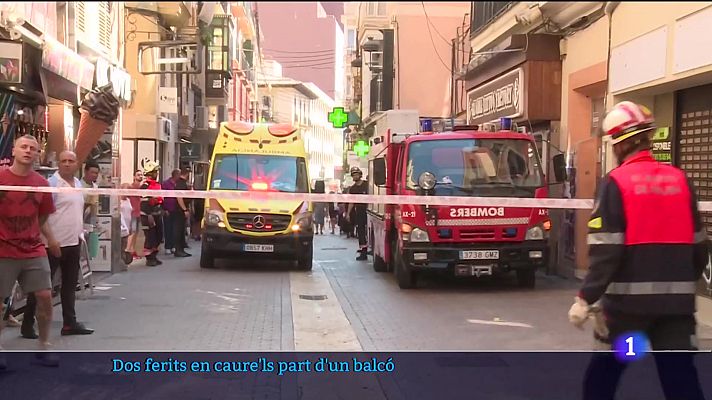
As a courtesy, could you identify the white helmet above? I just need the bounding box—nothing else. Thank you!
[142,159,160,174]
[602,101,655,145]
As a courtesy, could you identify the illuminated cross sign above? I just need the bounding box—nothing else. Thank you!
[354,140,369,157]
[328,107,349,128]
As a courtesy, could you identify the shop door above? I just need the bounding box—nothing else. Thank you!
[677,84,712,298]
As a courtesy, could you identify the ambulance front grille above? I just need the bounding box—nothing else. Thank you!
[226,213,293,232]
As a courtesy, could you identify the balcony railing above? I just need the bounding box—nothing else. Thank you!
[470,2,515,36]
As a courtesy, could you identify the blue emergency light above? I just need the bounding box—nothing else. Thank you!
[504,227,517,238]
[500,117,513,130]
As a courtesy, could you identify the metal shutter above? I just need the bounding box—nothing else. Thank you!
[679,109,712,235]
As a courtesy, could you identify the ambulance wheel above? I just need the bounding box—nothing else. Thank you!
[394,247,417,289]
[516,269,536,288]
[298,243,313,271]
[200,249,215,269]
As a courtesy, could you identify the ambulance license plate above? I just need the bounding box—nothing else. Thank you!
[244,244,274,252]
[459,250,499,260]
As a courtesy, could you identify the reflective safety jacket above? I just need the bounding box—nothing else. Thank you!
[580,151,709,315]
[140,178,163,216]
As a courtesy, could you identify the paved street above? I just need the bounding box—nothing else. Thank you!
[2,234,711,351]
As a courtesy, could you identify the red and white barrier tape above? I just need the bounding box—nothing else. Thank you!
[2,185,712,211]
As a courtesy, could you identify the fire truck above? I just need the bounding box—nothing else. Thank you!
[367,119,565,289]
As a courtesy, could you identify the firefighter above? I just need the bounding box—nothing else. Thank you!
[140,160,165,267]
[568,101,708,399]
[346,167,368,261]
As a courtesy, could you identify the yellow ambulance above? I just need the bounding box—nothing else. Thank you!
[201,121,314,270]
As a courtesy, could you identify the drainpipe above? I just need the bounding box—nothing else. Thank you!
[603,2,619,113]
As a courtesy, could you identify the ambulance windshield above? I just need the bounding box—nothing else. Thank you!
[405,138,544,196]
[209,154,310,193]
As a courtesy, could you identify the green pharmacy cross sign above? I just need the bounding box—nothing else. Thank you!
[354,140,369,157]
[328,107,349,128]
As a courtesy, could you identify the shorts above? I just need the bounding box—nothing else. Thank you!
[0,257,52,299]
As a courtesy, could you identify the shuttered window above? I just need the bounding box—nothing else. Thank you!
[74,1,112,54]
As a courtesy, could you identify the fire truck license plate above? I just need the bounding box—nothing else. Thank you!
[244,244,274,252]
[459,250,499,260]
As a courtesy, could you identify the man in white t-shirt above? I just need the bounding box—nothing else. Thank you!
[22,151,94,338]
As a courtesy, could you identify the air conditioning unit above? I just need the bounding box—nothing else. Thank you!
[158,116,172,142]
[195,106,208,130]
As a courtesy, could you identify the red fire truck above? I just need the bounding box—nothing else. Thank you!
[367,122,565,289]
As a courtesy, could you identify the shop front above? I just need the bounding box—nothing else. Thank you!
[0,38,47,167]
[463,34,562,274]
[77,43,133,273]
[40,36,95,166]
[464,34,562,178]
[673,84,712,302]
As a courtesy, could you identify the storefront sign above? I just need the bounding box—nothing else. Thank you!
[467,68,524,126]
[158,87,178,114]
[652,127,672,164]
[180,143,201,161]
[96,58,132,103]
[42,36,95,90]
[0,41,23,84]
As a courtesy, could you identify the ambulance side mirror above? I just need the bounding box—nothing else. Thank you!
[552,154,567,183]
[373,158,386,186]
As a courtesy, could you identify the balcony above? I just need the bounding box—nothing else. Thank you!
[204,14,233,105]
[470,2,515,36]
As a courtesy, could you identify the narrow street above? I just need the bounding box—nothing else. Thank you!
[8,234,708,352]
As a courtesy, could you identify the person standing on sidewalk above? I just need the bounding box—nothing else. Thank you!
[171,167,191,257]
[140,161,164,267]
[81,161,100,235]
[23,151,94,338]
[0,135,60,368]
[568,102,707,399]
[126,169,143,259]
[346,167,368,260]
[162,169,180,255]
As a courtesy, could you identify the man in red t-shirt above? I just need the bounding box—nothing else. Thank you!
[0,135,61,368]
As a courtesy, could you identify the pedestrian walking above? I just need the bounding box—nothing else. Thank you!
[0,135,60,368]
[568,102,708,399]
[140,161,164,267]
[23,151,94,338]
[346,167,368,260]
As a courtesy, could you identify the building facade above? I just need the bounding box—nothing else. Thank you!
[258,60,343,182]
[341,1,469,166]
[257,2,344,103]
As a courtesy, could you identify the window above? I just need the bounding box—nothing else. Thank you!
[405,138,544,197]
[366,2,386,16]
[210,155,310,193]
[347,29,357,51]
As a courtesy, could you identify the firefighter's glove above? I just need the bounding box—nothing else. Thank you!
[590,303,609,340]
[568,297,590,329]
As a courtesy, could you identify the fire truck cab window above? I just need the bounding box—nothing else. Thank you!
[405,139,543,196]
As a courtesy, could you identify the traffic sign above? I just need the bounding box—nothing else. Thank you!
[328,107,349,128]
[354,140,369,157]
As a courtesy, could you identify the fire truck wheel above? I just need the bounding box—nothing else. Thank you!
[516,269,536,288]
[373,255,388,272]
[394,247,417,289]
[200,248,216,269]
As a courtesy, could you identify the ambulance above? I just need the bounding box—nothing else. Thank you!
[201,121,314,270]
